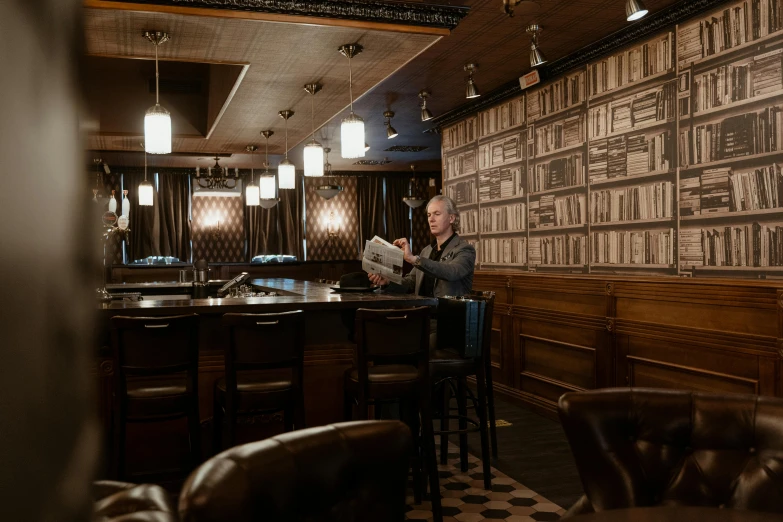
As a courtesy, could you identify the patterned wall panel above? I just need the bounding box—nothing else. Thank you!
[305,176,360,261]
[192,196,245,263]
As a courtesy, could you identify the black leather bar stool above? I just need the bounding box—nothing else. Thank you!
[110,314,201,481]
[343,306,442,522]
[471,289,499,459]
[430,292,495,490]
[213,310,305,452]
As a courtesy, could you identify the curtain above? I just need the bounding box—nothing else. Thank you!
[357,175,385,252]
[125,169,160,262]
[384,177,412,243]
[278,174,304,259]
[157,173,191,261]
[245,193,280,260]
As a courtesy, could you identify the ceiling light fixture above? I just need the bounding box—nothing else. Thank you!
[259,130,279,209]
[626,0,649,21]
[245,145,260,207]
[465,63,481,99]
[384,111,398,139]
[315,147,343,200]
[195,156,239,189]
[338,43,366,159]
[303,83,324,177]
[403,165,427,209]
[142,31,172,155]
[419,91,433,122]
[139,142,154,206]
[278,110,296,190]
[527,25,547,68]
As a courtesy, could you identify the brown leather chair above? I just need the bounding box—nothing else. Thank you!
[93,480,177,522]
[110,314,201,481]
[343,306,442,521]
[213,310,305,452]
[179,420,412,522]
[558,388,783,518]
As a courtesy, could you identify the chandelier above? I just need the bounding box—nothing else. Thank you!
[315,147,343,200]
[403,165,427,209]
[195,156,239,190]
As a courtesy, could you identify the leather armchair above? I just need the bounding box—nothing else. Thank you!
[558,388,783,518]
[93,480,177,522]
[178,420,412,522]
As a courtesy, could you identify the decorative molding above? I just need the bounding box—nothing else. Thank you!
[384,145,429,152]
[99,360,114,376]
[425,0,728,132]
[606,318,615,332]
[103,0,470,29]
[353,159,392,166]
[605,282,614,296]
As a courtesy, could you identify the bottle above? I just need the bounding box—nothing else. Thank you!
[121,190,130,217]
[108,191,117,213]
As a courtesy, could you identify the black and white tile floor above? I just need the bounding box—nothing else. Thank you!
[405,445,566,521]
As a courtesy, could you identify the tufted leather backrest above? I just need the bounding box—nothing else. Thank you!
[178,420,412,522]
[558,388,783,515]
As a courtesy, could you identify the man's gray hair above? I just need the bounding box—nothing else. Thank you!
[427,195,460,233]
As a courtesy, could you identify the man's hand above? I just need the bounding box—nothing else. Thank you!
[368,273,389,286]
[393,238,417,264]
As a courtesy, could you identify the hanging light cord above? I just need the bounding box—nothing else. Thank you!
[144,148,148,181]
[154,39,160,105]
[311,92,316,143]
[348,54,354,113]
[284,117,289,159]
[265,136,269,173]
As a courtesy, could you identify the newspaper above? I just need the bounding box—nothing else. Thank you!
[362,236,404,285]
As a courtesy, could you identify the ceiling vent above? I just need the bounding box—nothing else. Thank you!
[384,145,428,152]
[353,159,392,166]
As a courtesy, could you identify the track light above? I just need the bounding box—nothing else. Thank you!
[626,0,648,21]
[384,111,398,139]
[419,90,433,122]
[465,64,480,99]
[526,25,547,68]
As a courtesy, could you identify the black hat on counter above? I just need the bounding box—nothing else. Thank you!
[338,271,373,291]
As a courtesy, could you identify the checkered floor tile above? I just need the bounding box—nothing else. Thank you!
[405,444,565,521]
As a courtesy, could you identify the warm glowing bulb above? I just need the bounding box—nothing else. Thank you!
[259,175,276,199]
[138,180,154,206]
[341,113,365,159]
[144,104,172,154]
[278,159,296,189]
[245,181,260,206]
[304,141,324,177]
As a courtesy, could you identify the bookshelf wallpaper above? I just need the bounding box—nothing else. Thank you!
[441,0,783,277]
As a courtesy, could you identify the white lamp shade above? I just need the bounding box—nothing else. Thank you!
[259,175,276,199]
[341,113,365,159]
[259,199,279,209]
[278,159,296,189]
[315,184,343,200]
[144,104,172,154]
[245,182,260,206]
[138,180,154,206]
[304,141,324,177]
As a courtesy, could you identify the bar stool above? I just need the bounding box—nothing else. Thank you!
[343,306,442,522]
[110,314,201,481]
[471,289,499,460]
[213,310,305,452]
[430,292,495,491]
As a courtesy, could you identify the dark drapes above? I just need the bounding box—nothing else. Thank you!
[357,175,385,252]
[245,193,281,260]
[279,175,304,259]
[125,170,159,262]
[157,173,191,261]
[245,174,303,260]
[384,177,412,243]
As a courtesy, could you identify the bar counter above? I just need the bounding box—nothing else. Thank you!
[95,278,435,475]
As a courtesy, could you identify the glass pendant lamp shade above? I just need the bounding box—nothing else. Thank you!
[138,179,154,206]
[278,159,296,189]
[144,105,172,154]
[304,141,324,176]
[341,113,366,158]
[259,174,276,199]
[245,181,260,206]
[626,0,648,20]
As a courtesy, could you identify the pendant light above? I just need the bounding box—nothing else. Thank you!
[419,91,433,121]
[527,25,547,68]
[384,111,398,139]
[403,165,426,209]
[338,43,365,159]
[245,145,260,206]
[626,0,649,21]
[465,63,481,99]
[315,147,344,200]
[278,110,296,190]
[303,83,324,177]
[259,130,279,209]
[143,31,172,154]
[139,143,154,206]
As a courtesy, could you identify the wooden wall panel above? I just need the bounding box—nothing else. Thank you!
[627,357,759,395]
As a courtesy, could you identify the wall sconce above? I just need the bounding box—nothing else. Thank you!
[206,213,222,241]
[324,210,342,238]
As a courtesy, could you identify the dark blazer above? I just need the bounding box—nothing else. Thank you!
[387,234,475,297]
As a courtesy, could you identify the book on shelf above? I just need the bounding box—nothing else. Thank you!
[480,203,527,232]
[590,181,674,223]
[589,131,672,181]
[445,149,477,180]
[531,193,586,227]
[479,96,525,136]
[680,176,702,216]
[461,209,479,235]
[533,114,585,155]
[679,163,783,215]
[478,133,524,170]
[697,221,783,266]
[588,32,674,97]
[445,179,477,205]
[680,228,705,266]
[478,165,524,201]
[679,105,783,166]
[480,237,528,265]
[527,70,585,122]
[588,82,676,139]
[530,234,587,265]
[529,153,584,192]
[443,117,477,150]
[590,228,674,264]
[678,0,783,68]
[466,238,480,265]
